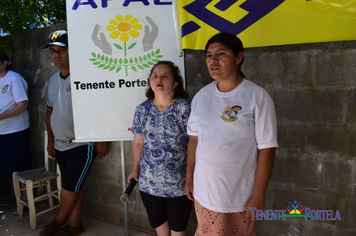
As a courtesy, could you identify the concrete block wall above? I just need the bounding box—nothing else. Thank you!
[2,24,356,235]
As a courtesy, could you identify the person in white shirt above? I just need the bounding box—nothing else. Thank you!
[0,50,31,207]
[184,32,278,236]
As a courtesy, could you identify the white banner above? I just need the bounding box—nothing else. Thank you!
[66,0,183,142]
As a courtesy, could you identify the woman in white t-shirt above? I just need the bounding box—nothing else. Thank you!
[0,50,31,207]
[185,32,278,236]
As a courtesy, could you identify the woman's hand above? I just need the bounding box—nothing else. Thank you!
[185,135,198,201]
[245,193,264,221]
[245,148,275,221]
[184,178,194,201]
[129,135,144,183]
[127,171,139,183]
[0,101,27,120]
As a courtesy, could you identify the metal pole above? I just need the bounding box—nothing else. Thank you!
[172,0,183,56]
[121,140,129,236]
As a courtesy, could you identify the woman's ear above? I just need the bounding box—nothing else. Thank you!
[1,60,8,69]
[236,51,244,65]
[173,82,179,89]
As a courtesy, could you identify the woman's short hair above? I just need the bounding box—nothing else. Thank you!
[146,61,189,100]
[0,50,14,71]
[205,32,245,78]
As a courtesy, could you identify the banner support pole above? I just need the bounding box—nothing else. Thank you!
[121,140,129,236]
[172,0,183,57]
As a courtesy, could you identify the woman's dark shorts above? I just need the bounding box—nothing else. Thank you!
[140,191,192,232]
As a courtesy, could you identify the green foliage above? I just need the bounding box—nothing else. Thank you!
[0,0,66,35]
[89,49,164,74]
[0,38,9,51]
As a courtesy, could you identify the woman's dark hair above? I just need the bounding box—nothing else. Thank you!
[146,61,189,100]
[205,32,245,78]
[0,50,14,71]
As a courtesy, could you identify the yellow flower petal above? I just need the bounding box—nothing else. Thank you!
[129,30,140,38]
[109,31,120,39]
[130,18,139,24]
[115,15,123,22]
[132,24,143,30]
[124,15,132,22]
[120,32,129,42]
[106,25,117,31]
[109,19,118,25]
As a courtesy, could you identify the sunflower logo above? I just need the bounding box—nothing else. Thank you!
[90,15,163,77]
[106,15,142,57]
[2,85,9,94]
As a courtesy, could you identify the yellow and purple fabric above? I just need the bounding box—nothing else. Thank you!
[178,0,356,49]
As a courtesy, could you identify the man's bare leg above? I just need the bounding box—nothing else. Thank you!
[56,188,81,225]
[67,190,83,228]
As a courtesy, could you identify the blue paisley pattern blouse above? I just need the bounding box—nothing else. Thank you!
[131,99,191,197]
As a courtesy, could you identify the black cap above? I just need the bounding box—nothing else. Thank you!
[44,30,68,49]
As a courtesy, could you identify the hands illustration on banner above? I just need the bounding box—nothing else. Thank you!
[92,24,112,55]
[89,15,163,76]
[142,16,158,52]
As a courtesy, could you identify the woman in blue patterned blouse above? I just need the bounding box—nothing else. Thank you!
[127,61,192,236]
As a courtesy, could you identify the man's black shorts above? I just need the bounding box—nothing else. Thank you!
[55,145,96,192]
